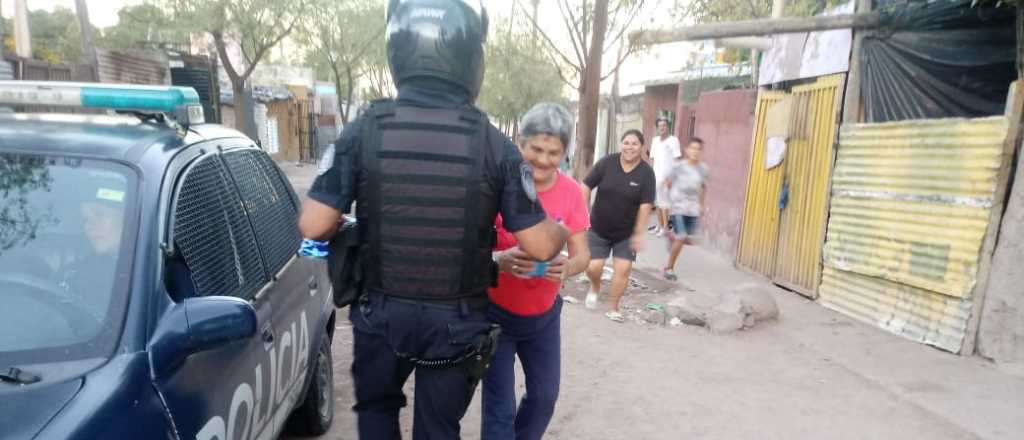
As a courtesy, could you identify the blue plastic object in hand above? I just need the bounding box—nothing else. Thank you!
[299,239,329,258]
[526,261,549,278]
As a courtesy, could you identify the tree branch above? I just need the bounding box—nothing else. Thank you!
[513,0,582,71]
[604,0,645,54]
[553,0,587,68]
[600,43,635,81]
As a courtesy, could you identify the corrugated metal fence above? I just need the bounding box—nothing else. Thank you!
[96,49,168,85]
[819,116,1010,352]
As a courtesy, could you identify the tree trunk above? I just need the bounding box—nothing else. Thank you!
[232,81,257,141]
[571,0,610,181]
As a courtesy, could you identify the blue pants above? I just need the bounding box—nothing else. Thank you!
[481,297,562,440]
[349,293,491,440]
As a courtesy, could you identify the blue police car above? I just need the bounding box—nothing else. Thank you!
[0,82,336,440]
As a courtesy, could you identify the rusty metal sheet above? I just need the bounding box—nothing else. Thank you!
[96,49,169,85]
[773,74,844,297]
[820,115,1009,353]
[824,116,1007,297]
[736,91,786,275]
[819,266,972,353]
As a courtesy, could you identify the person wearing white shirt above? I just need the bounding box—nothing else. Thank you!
[649,118,681,236]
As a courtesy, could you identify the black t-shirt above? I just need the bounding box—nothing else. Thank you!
[307,80,546,233]
[583,153,656,242]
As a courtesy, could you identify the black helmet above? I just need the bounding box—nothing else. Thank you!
[386,0,488,100]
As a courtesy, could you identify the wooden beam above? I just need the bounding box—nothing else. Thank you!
[629,12,881,46]
[715,37,771,50]
[841,0,873,124]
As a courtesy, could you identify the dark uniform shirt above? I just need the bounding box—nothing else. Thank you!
[308,79,546,233]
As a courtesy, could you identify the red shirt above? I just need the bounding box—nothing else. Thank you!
[489,172,591,316]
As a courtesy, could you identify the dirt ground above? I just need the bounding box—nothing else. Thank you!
[281,162,1024,440]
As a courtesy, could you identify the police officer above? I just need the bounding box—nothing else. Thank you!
[297,1,568,438]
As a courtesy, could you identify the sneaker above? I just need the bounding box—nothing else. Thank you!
[585,292,599,309]
[563,295,580,304]
[655,229,665,237]
[605,311,625,322]
[663,269,678,281]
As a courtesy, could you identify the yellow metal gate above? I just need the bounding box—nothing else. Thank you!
[737,75,844,297]
[736,91,785,277]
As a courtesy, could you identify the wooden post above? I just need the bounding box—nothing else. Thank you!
[74,0,99,80]
[961,80,1024,356]
[13,0,31,58]
[842,0,873,124]
[629,12,881,45]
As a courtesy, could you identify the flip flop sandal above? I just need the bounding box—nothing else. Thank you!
[563,295,580,304]
[605,311,625,322]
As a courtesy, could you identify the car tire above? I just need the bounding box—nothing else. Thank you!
[286,333,334,436]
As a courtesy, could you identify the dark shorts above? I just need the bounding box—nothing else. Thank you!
[587,230,636,262]
[669,215,699,236]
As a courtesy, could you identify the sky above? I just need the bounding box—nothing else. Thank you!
[2,0,703,96]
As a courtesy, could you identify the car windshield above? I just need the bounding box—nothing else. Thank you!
[0,153,137,365]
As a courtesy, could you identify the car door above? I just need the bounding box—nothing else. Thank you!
[154,148,282,440]
[220,147,320,430]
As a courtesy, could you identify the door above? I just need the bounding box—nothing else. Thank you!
[155,149,282,440]
[771,75,845,297]
[736,75,844,297]
[221,147,320,432]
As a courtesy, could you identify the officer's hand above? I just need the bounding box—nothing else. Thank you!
[543,254,568,283]
[498,247,535,279]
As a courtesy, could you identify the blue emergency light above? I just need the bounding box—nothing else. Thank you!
[0,81,205,125]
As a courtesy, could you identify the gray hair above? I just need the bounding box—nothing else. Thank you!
[518,103,573,151]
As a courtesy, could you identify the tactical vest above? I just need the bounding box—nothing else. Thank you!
[357,100,498,300]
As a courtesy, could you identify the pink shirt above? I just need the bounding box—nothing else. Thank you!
[489,172,590,316]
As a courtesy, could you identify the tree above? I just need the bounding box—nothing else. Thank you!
[517,0,648,179]
[0,7,86,64]
[476,16,569,134]
[98,4,190,52]
[296,0,386,124]
[164,0,306,139]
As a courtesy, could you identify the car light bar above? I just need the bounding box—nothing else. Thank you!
[0,81,205,125]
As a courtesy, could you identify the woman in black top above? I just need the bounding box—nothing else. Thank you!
[579,129,656,322]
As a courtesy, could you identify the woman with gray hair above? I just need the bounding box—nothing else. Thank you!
[483,103,591,439]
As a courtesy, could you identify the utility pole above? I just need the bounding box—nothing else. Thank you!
[74,0,99,79]
[14,0,31,58]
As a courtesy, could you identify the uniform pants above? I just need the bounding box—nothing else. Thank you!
[350,293,490,440]
[481,298,562,440]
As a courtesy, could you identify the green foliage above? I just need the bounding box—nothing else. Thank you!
[162,0,305,80]
[97,4,190,52]
[295,0,387,120]
[476,23,568,124]
[0,7,86,63]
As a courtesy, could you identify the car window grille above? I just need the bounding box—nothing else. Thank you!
[173,156,267,299]
[222,150,301,277]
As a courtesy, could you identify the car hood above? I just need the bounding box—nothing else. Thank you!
[0,377,84,439]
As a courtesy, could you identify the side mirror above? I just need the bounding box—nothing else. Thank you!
[150,296,257,378]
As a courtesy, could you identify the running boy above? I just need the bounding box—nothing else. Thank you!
[662,137,709,281]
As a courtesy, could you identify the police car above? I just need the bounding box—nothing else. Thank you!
[0,82,336,440]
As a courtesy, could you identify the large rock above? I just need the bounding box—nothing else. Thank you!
[735,283,780,322]
[642,308,667,325]
[707,293,747,333]
[666,293,717,326]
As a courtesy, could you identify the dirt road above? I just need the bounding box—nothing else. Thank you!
[281,162,1024,440]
